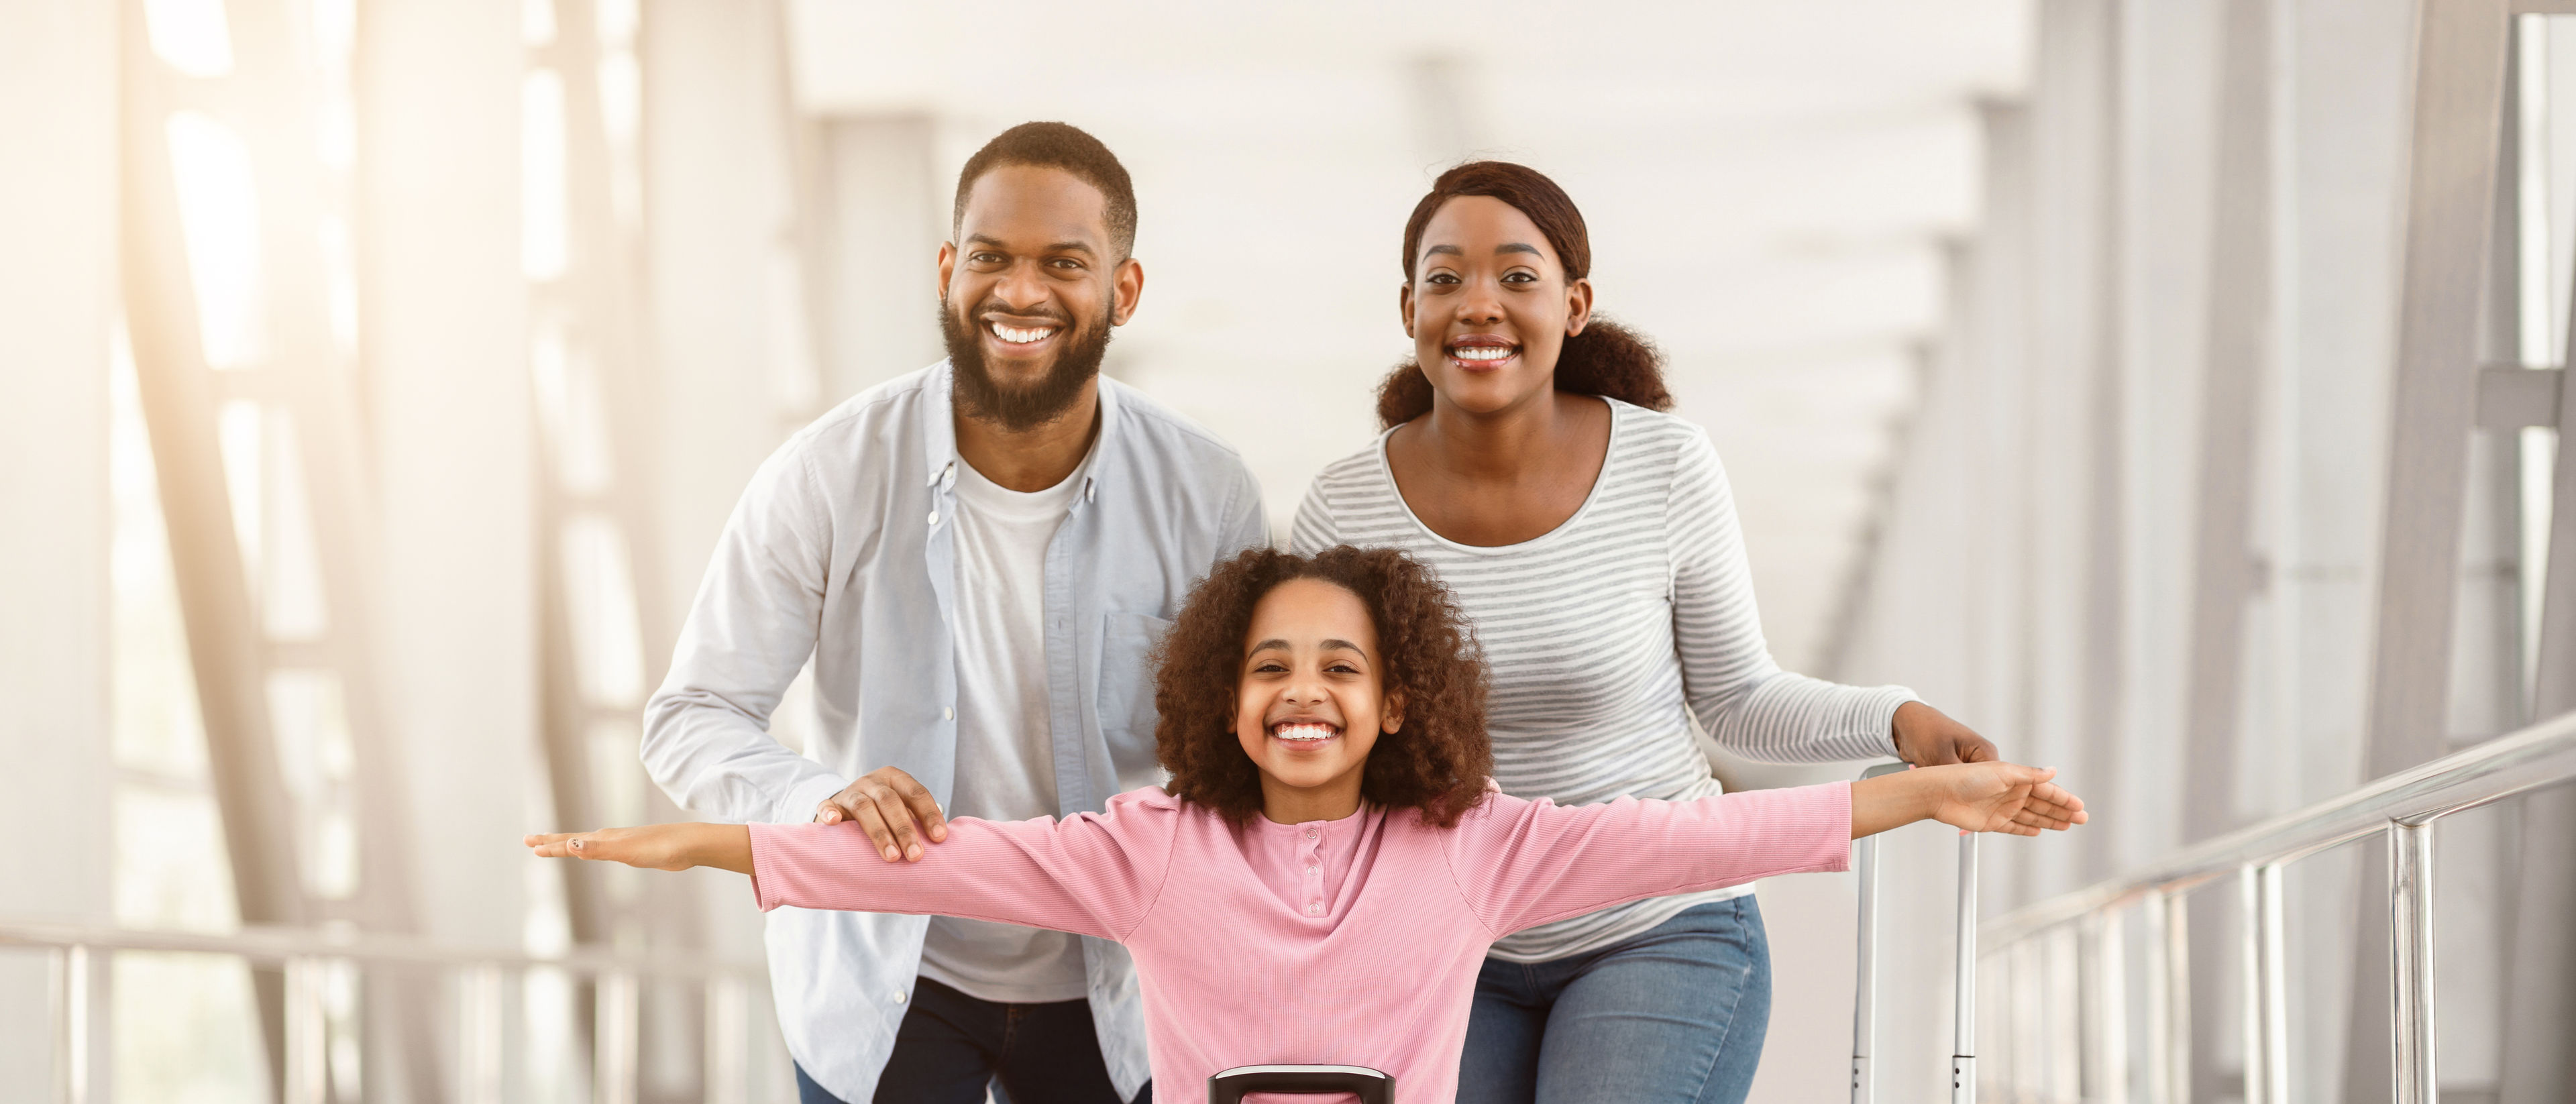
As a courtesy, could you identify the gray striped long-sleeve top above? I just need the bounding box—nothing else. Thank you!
[1289,397,1916,962]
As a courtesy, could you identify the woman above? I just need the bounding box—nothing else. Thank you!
[1289,162,2004,1104]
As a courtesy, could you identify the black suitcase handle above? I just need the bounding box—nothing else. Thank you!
[1205,1064,1393,1103]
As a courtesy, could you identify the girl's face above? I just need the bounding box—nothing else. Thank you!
[1234,577,1404,808]
[1399,195,1595,419]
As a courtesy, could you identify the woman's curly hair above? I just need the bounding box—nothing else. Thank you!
[1152,545,1493,828]
[1377,160,1672,429]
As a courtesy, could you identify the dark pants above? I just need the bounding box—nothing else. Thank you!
[794,977,1149,1104]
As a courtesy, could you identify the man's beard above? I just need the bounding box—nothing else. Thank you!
[940,297,1114,433]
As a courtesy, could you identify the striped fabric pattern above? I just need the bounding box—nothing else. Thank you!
[1289,398,1914,961]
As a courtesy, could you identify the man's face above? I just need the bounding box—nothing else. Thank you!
[936,164,1142,432]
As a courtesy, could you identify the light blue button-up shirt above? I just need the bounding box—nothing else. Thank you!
[642,362,1267,1102]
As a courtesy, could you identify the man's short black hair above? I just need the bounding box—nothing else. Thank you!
[952,121,1138,260]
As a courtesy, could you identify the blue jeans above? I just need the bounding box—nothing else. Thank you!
[1457,897,1772,1104]
[794,977,1149,1104]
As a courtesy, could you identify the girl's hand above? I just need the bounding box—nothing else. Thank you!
[524,823,753,874]
[1921,763,2086,836]
[1850,763,2087,839]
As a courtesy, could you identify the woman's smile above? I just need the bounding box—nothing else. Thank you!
[1447,334,1519,371]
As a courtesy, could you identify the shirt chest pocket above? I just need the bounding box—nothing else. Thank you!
[1095,610,1173,787]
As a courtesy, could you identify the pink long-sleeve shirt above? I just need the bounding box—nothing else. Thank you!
[748,781,1853,1103]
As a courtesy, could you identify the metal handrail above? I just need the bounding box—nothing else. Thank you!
[3,918,773,1104]
[0,918,766,980]
[1975,707,2576,1104]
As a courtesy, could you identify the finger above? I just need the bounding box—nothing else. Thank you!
[888,773,948,843]
[851,799,904,862]
[814,800,846,826]
[2031,782,2084,812]
[527,833,580,858]
[865,785,923,861]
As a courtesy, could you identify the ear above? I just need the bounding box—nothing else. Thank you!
[1398,282,1417,339]
[936,241,959,304]
[1564,275,1594,337]
[1381,690,1405,734]
[1111,256,1145,327]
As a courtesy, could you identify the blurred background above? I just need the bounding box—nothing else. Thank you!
[7,0,2576,1101]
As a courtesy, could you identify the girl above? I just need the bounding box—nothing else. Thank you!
[529,547,2081,1103]
[1291,160,2004,1103]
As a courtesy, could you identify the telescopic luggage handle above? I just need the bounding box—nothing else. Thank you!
[1851,761,1978,1104]
[1206,1064,1394,1104]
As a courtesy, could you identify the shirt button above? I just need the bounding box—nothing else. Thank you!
[1308,903,1322,915]
[927,510,939,525]
[893,991,906,1003]
[1307,865,1318,874]
[943,706,954,720]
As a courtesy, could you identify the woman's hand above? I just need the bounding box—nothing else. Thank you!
[525,823,754,875]
[1851,763,2086,839]
[1890,701,2000,766]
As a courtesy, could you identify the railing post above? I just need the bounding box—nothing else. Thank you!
[706,976,749,1104]
[596,970,641,1104]
[1955,832,1978,1104]
[1853,830,1879,1104]
[53,944,109,1104]
[2142,890,2187,1104]
[2389,821,2438,1104]
[2238,866,2288,1104]
[284,957,330,1104]
[2085,911,2128,1104]
[460,964,506,1104]
[2257,866,2287,1104]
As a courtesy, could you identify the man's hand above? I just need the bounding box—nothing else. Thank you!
[816,766,948,863]
[1891,701,1998,766]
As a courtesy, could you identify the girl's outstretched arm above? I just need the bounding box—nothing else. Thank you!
[527,823,752,874]
[1850,762,2087,840]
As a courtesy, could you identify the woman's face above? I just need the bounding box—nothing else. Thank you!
[1233,578,1403,802]
[1400,195,1594,419]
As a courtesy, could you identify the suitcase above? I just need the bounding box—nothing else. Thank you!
[1206,1064,1394,1103]
[1851,761,1978,1104]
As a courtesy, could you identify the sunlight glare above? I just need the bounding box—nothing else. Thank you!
[144,0,235,77]
[522,71,570,280]
[165,112,267,370]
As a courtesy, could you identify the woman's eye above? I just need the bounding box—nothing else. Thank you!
[1502,271,1536,284]
[1426,272,1459,286]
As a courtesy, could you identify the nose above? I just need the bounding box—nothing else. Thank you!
[1280,679,1326,708]
[991,260,1051,315]
[1454,276,1504,326]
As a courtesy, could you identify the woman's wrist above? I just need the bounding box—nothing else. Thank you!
[689,823,755,874]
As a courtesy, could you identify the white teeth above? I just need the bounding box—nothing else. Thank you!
[1452,345,1512,361]
[1273,722,1338,742]
[989,323,1057,345]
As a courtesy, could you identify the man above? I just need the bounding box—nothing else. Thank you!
[643,122,1265,1104]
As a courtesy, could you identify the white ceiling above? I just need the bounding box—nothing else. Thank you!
[784,0,2032,670]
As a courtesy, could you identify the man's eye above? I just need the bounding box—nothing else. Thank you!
[1050,258,1083,270]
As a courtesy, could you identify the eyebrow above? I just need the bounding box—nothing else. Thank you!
[1420,243,1542,260]
[966,233,1097,257]
[1246,639,1366,656]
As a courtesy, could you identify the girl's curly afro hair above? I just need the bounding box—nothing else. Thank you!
[1151,545,1493,828]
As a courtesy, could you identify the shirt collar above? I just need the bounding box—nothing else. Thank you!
[921,359,1118,510]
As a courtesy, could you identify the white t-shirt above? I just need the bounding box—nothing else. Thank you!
[914,449,1093,1003]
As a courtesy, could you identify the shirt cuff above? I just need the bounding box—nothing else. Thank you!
[773,773,851,826]
[1866,686,1920,759]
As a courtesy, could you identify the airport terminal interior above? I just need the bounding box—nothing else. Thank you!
[7,0,2576,1101]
